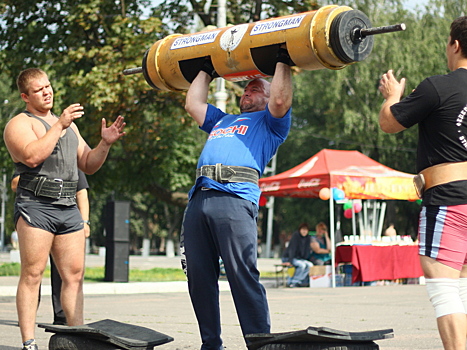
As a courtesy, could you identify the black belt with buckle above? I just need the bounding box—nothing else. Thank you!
[18,174,78,199]
[196,164,259,185]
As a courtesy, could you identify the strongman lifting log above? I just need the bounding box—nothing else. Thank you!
[41,4,404,350]
[123,5,405,91]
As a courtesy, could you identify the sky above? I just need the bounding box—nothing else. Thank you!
[404,0,429,10]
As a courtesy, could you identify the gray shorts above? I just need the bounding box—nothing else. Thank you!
[14,200,84,235]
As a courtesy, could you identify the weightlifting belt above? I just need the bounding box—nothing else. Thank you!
[414,162,467,197]
[196,164,259,185]
[18,174,78,199]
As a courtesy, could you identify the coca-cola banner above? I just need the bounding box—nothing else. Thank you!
[259,149,417,201]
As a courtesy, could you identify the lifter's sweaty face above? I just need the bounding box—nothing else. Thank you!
[239,79,270,113]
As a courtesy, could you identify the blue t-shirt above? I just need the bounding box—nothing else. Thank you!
[188,103,292,205]
[310,236,331,263]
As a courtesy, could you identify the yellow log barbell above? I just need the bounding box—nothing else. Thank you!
[124,5,405,91]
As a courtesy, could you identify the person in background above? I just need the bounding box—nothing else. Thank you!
[378,16,467,350]
[285,223,314,287]
[309,222,332,266]
[384,223,397,238]
[11,170,90,325]
[11,230,19,250]
[4,67,125,350]
[181,46,293,349]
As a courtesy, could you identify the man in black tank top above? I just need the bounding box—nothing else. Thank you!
[3,68,126,350]
[378,17,467,350]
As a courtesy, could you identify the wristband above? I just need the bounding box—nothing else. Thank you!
[83,220,90,226]
[276,48,295,66]
[200,59,220,79]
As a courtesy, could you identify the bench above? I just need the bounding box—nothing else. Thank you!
[275,264,333,288]
[274,262,294,287]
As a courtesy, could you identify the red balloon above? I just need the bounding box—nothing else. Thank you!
[344,208,353,219]
[319,187,330,200]
[259,195,268,207]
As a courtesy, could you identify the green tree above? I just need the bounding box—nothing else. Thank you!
[0,0,462,251]
[267,0,458,239]
[0,0,201,248]
[156,0,318,29]
[0,75,24,243]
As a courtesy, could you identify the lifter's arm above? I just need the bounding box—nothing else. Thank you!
[268,59,293,119]
[185,72,212,126]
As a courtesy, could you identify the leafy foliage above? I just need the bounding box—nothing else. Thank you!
[156,0,319,29]
[265,0,456,239]
[0,0,200,247]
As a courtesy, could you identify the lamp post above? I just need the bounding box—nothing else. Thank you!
[264,154,277,259]
[214,0,228,111]
[0,172,6,251]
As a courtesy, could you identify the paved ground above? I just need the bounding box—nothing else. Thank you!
[0,253,442,350]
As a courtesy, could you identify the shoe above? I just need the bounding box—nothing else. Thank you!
[22,339,38,350]
[288,283,297,288]
[53,316,67,325]
[22,345,38,350]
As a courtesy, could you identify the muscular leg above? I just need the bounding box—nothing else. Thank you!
[421,256,466,350]
[50,229,85,326]
[16,217,54,343]
[458,265,467,315]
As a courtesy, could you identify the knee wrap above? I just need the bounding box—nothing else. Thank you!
[458,278,467,313]
[425,278,465,318]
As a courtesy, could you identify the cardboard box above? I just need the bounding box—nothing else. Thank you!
[309,265,327,276]
[309,265,332,288]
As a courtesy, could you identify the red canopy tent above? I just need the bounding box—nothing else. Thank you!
[259,149,418,287]
[259,149,418,200]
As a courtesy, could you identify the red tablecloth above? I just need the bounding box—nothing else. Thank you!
[335,245,423,283]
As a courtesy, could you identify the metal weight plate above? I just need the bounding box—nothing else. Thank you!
[142,49,160,90]
[329,10,374,64]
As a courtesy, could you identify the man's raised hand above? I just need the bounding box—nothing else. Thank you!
[101,115,126,145]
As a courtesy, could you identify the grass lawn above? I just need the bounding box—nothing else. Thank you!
[0,263,276,281]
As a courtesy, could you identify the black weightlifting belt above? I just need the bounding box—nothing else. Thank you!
[196,164,259,185]
[18,174,78,199]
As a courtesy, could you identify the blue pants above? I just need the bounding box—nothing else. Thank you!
[289,258,313,285]
[180,189,270,350]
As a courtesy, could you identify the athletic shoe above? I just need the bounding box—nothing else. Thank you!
[22,345,38,350]
[21,339,38,350]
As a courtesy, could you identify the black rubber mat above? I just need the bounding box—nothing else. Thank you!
[245,326,393,350]
[39,319,174,350]
[255,343,379,350]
